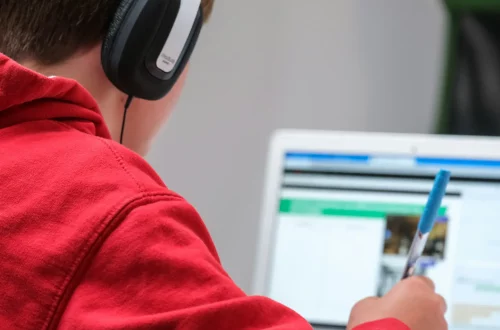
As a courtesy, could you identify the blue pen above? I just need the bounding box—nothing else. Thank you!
[401,170,451,280]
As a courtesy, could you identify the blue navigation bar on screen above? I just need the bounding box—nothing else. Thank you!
[285,152,500,169]
[285,152,369,164]
[416,157,500,168]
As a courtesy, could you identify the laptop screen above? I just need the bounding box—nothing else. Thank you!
[267,151,500,329]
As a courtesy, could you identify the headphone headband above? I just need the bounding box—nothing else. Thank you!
[157,0,201,73]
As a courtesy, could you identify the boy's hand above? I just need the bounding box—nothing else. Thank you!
[347,276,447,330]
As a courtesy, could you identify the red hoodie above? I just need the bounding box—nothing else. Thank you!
[0,54,409,330]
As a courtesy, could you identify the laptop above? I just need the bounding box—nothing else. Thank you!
[253,130,500,330]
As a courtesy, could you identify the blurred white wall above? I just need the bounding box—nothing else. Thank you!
[148,0,446,292]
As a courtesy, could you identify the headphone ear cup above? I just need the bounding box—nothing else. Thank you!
[101,0,203,100]
[102,0,136,75]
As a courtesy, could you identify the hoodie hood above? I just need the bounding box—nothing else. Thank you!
[0,53,111,138]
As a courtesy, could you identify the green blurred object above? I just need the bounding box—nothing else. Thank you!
[436,0,500,135]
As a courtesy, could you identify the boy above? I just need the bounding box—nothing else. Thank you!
[0,1,447,329]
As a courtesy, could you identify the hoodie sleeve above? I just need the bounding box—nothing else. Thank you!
[58,197,313,329]
[57,197,411,330]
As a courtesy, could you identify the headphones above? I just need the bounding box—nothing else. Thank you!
[102,0,203,101]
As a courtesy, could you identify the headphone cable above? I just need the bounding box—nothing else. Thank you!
[120,95,134,144]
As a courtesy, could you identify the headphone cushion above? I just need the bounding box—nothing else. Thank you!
[102,0,136,66]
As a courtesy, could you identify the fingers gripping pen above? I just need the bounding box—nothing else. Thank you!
[401,170,451,280]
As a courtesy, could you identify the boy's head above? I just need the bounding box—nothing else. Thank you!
[0,0,214,155]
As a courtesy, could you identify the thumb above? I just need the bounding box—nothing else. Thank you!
[348,297,380,329]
